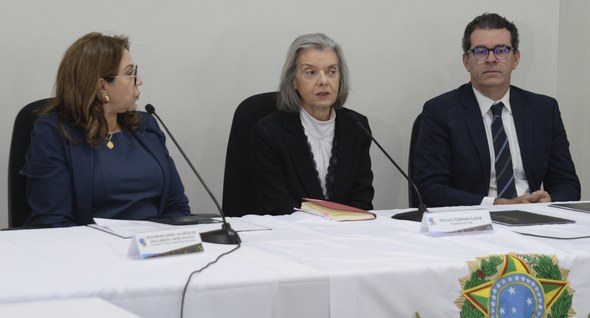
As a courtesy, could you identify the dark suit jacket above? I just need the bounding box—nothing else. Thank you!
[414,83,580,207]
[22,112,190,227]
[251,107,374,215]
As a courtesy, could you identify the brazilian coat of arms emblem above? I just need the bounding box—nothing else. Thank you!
[455,253,575,317]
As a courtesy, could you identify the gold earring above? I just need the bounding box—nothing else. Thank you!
[103,95,110,104]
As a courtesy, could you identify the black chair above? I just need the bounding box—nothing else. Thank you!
[8,98,53,228]
[408,113,422,208]
[222,92,278,217]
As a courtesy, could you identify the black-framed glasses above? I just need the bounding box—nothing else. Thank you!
[466,46,514,61]
[107,65,138,86]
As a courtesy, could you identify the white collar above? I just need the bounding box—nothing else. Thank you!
[472,86,512,116]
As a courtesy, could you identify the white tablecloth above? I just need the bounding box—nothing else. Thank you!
[1,203,590,317]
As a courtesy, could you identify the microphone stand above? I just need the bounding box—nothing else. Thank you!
[355,122,427,222]
[146,104,240,244]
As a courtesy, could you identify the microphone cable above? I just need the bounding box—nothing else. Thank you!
[180,244,241,318]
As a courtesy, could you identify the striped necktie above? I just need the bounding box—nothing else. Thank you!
[491,102,517,199]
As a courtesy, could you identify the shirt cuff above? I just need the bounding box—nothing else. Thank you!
[480,196,496,206]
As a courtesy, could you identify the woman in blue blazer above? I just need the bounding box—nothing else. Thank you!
[251,33,374,215]
[22,32,190,227]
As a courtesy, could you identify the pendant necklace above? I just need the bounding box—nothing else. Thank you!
[106,132,115,150]
[106,121,120,150]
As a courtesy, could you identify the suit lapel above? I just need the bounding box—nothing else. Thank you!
[282,112,324,197]
[510,87,532,179]
[461,84,491,183]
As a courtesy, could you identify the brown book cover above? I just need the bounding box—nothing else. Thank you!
[298,198,376,221]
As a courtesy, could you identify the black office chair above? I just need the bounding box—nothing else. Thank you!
[8,98,53,228]
[222,92,278,217]
[408,113,422,208]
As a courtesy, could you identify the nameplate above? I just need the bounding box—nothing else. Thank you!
[419,210,493,235]
[128,227,204,259]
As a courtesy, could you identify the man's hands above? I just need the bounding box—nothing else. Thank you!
[494,190,551,205]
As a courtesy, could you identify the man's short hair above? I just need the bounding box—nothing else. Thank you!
[462,13,519,52]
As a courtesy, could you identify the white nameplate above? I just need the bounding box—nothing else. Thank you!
[419,210,493,235]
[128,227,204,259]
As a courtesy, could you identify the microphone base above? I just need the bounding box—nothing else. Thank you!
[391,209,424,222]
[201,224,241,245]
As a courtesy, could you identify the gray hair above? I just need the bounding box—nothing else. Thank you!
[277,33,350,112]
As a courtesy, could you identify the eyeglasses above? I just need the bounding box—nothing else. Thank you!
[466,46,514,61]
[107,65,138,86]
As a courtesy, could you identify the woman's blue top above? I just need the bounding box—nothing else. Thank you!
[93,131,163,220]
[22,112,191,227]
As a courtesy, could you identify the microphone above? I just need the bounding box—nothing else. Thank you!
[145,104,240,244]
[355,121,427,221]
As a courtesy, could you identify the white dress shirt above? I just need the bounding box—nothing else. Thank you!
[473,87,530,205]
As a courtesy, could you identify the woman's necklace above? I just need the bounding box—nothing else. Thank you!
[106,123,121,150]
[106,132,115,149]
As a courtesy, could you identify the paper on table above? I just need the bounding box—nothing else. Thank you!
[90,218,176,239]
[90,217,271,239]
[227,218,272,232]
[494,222,590,239]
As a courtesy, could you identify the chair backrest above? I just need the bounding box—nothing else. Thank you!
[8,98,53,228]
[408,113,422,208]
[222,92,278,217]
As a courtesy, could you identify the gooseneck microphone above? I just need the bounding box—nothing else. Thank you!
[145,104,240,244]
[355,121,427,221]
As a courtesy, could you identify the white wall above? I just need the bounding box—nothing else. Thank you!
[558,0,590,207]
[2,0,576,228]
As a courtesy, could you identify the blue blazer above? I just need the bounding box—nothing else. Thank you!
[414,83,580,207]
[22,112,190,227]
[251,107,374,215]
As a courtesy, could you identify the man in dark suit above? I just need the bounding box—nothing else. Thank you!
[414,13,580,207]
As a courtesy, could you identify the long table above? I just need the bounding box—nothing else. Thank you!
[1,203,590,317]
